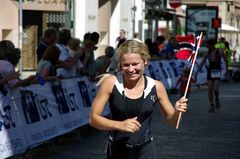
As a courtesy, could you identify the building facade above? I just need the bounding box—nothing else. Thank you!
[0,0,67,70]
[182,0,240,50]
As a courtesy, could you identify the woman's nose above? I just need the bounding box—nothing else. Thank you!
[128,65,134,72]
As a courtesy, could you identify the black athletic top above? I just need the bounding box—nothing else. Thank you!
[207,48,222,80]
[109,72,158,145]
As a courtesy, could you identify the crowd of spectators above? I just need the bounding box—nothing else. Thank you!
[1,27,233,88]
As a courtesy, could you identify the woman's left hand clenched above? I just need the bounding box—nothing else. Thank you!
[175,97,188,113]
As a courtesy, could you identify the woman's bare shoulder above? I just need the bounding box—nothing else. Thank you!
[155,80,165,90]
[98,74,116,88]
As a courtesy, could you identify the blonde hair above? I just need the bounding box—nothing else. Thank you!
[96,74,111,86]
[117,39,150,70]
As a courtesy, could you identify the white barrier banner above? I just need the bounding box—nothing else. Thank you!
[11,80,83,147]
[0,90,28,159]
[75,77,109,116]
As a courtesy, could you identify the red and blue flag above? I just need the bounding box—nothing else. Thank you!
[175,34,202,63]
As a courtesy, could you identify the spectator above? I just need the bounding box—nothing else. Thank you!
[144,38,154,57]
[163,36,179,59]
[37,45,61,81]
[56,29,75,78]
[115,29,126,48]
[0,40,15,60]
[79,32,92,63]
[0,41,16,96]
[95,46,114,75]
[149,36,166,60]
[68,38,81,57]
[108,37,127,72]
[90,32,100,45]
[116,38,126,49]
[176,67,196,100]
[36,27,57,62]
[68,37,85,76]
[215,37,225,50]
[0,47,35,89]
[79,32,99,78]
[223,41,231,82]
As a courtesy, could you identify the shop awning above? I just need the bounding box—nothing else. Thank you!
[219,23,240,32]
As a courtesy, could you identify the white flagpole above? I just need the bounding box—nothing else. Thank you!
[176,32,203,129]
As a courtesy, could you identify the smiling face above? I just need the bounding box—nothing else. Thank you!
[117,40,149,81]
[121,53,146,81]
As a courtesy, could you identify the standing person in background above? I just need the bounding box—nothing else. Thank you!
[223,41,231,82]
[163,36,179,59]
[144,38,155,58]
[0,40,15,60]
[154,35,166,57]
[68,38,82,75]
[91,32,100,46]
[79,32,99,79]
[68,38,81,57]
[36,27,57,63]
[1,48,35,89]
[115,29,126,49]
[215,37,225,50]
[95,46,114,75]
[79,33,94,76]
[56,29,75,78]
[89,39,188,159]
[37,45,61,81]
[109,36,127,72]
[196,39,228,113]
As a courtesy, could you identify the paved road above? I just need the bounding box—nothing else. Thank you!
[16,81,240,159]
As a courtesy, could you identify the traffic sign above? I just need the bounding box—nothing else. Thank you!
[212,18,222,29]
[169,0,181,8]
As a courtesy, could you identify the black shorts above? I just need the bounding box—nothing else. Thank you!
[107,141,157,159]
[207,69,221,81]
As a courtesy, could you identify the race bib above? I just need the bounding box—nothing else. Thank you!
[211,69,221,78]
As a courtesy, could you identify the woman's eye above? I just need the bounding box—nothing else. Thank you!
[122,62,140,67]
[122,64,129,67]
[132,63,139,66]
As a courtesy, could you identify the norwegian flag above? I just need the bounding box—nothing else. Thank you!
[175,34,196,62]
[175,32,203,129]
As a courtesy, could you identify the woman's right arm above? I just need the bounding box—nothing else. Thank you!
[89,75,141,132]
[89,75,120,131]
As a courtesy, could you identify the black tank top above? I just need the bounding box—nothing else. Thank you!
[208,48,221,70]
[109,72,158,145]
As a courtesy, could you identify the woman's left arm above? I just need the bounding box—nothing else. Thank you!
[155,80,188,127]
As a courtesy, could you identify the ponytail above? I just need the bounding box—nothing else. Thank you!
[96,74,112,86]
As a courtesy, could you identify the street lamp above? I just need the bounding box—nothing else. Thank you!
[237,14,240,28]
[145,0,165,39]
[236,14,240,47]
[132,1,137,38]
